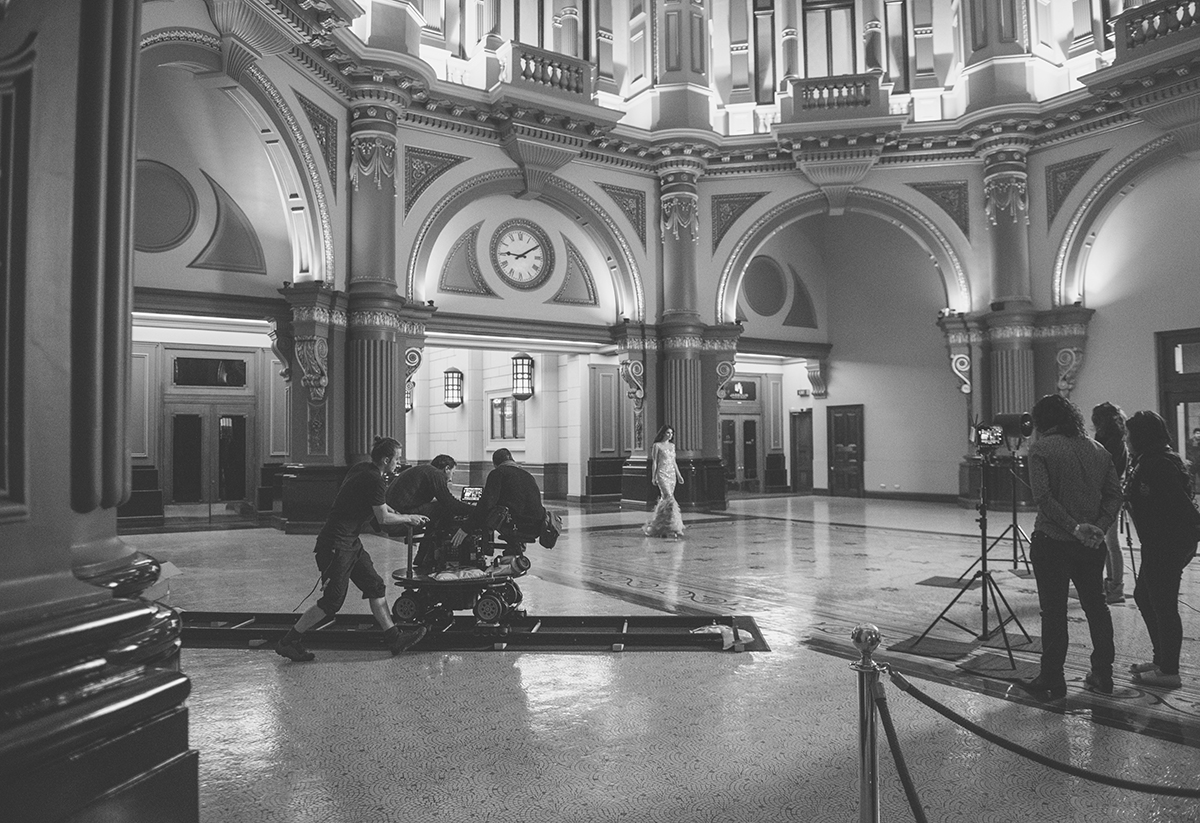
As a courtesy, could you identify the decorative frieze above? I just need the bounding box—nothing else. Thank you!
[350,135,397,191]
[1045,151,1106,227]
[1034,323,1089,339]
[989,324,1034,341]
[599,182,647,247]
[661,335,740,351]
[296,92,338,191]
[661,192,699,242]
[405,146,469,215]
[292,305,347,327]
[711,192,765,252]
[348,310,425,335]
[908,181,970,239]
[984,175,1029,225]
[617,336,659,352]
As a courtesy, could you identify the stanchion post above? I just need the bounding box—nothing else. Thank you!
[851,623,883,823]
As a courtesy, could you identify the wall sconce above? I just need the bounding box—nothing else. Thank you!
[443,367,463,408]
[404,381,414,413]
[511,352,534,400]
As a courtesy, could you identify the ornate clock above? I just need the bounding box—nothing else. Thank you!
[490,219,554,289]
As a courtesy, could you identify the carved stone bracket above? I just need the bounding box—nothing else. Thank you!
[793,146,882,215]
[498,121,586,200]
[950,353,971,394]
[619,358,646,450]
[806,358,828,398]
[294,336,329,402]
[715,360,736,398]
[207,0,306,81]
[268,317,294,381]
[404,346,422,401]
[1056,347,1085,397]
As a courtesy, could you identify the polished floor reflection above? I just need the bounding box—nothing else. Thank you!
[126,497,1200,823]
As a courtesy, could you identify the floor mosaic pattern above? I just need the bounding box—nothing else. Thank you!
[126,496,1200,822]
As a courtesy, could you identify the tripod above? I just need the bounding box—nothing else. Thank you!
[959,447,1031,579]
[913,449,1031,668]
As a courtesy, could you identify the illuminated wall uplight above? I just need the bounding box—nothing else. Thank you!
[443,367,463,408]
[511,352,534,400]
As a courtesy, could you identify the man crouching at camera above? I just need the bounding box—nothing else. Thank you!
[276,436,429,662]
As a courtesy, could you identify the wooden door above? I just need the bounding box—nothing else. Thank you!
[827,405,864,497]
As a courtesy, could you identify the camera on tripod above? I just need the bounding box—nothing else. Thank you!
[974,412,1033,456]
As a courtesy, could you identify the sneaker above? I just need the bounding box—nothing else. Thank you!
[387,625,428,654]
[1104,580,1125,604]
[1020,674,1067,700]
[1084,671,1114,695]
[1133,669,1182,689]
[275,634,315,662]
[1129,661,1158,674]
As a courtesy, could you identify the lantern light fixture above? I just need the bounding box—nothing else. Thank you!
[511,352,534,400]
[443,367,463,408]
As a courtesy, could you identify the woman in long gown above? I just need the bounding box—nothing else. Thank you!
[644,424,684,538]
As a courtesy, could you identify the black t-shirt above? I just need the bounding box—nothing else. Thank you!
[316,462,387,548]
[387,463,472,516]
[469,462,546,532]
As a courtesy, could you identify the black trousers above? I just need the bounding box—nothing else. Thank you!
[1030,531,1114,679]
[1133,543,1192,675]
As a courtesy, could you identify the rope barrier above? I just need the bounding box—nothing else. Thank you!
[886,668,1200,799]
[872,683,929,823]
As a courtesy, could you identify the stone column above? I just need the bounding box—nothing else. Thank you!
[278,281,348,531]
[346,88,418,464]
[985,308,1036,418]
[615,321,660,505]
[862,0,887,75]
[655,154,704,451]
[979,136,1033,309]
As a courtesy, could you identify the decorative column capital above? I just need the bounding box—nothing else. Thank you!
[655,157,705,244]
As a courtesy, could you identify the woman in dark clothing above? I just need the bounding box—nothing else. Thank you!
[1092,402,1128,603]
[1124,411,1200,689]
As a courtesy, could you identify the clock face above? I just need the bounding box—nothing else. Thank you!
[491,219,554,289]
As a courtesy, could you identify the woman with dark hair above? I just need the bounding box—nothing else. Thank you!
[1123,410,1199,689]
[1092,402,1129,603]
[644,424,685,538]
[1022,394,1123,698]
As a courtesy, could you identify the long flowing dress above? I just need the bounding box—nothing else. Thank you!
[643,441,684,537]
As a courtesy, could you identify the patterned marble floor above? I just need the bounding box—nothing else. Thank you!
[125,496,1200,823]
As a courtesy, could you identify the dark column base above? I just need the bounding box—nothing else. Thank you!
[957,454,1034,511]
[274,464,350,533]
[677,457,727,511]
[117,464,164,531]
[585,456,626,502]
[620,456,652,508]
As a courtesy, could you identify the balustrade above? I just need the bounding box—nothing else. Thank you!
[502,41,592,99]
[1117,0,1199,58]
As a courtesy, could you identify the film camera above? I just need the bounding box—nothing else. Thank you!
[974,412,1034,455]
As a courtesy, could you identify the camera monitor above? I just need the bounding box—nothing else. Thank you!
[460,486,483,503]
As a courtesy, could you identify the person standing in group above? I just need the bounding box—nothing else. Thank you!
[276,437,430,662]
[1022,395,1123,699]
[1123,411,1200,689]
[643,424,684,539]
[1092,402,1129,604]
[1186,427,1200,497]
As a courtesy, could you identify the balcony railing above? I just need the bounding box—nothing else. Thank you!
[1114,0,1200,61]
[500,41,593,100]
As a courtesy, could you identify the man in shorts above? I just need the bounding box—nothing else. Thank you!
[276,436,430,662]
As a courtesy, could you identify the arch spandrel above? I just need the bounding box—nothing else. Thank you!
[406,171,645,323]
[139,32,332,286]
[1052,135,1178,308]
[716,188,971,325]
